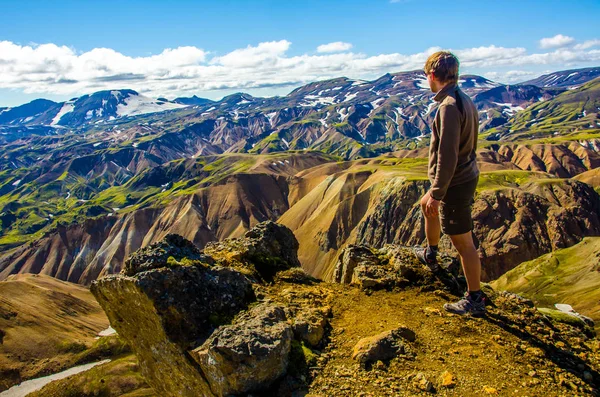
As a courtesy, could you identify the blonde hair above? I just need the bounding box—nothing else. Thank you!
[424,51,459,84]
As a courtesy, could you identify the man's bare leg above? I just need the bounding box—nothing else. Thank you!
[449,231,481,292]
[420,191,441,247]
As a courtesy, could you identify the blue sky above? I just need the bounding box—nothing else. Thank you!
[0,0,599,106]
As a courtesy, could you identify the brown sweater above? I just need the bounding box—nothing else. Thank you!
[428,83,479,201]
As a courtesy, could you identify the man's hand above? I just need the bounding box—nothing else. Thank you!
[425,196,441,217]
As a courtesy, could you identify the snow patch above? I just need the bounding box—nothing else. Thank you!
[492,102,524,116]
[51,102,75,125]
[343,93,357,102]
[12,179,21,186]
[422,101,436,117]
[266,112,277,126]
[415,78,429,90]
[369,98,385,116]
[301,95,336,107]
[338,108,349,122]
[116,93,185,117]
[0,360,111,397]
[282,138,290,149]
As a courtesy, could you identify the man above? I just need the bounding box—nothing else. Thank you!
[413,51,484,316]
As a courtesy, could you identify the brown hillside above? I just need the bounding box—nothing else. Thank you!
[1,143,598,285]
[0,274,109,391]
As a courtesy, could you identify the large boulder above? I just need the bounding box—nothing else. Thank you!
[91,261,255,396]
[123,233,213,276]
[291,308,329,348]
[352,326,416,365]
[333,245,380,284]
[203,221,301,280]
[90,224,310,397]
[191,304,293,397]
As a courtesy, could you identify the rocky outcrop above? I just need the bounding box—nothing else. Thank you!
[203,221,301,281]
[91,263,255,396]
[123,233,213,276]
[191,304,293,397]
[26,217,600,396]
[474,180,600,279]
[333,245,380,284]
[334,244,463,294]
[91,221,328,397]
[352,326,416,365]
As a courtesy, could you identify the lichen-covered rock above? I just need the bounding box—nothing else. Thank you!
[203,221,301,280]
[91,263,255,396]
[292,308,329,347]
[333,245,380,284]
[191,304,293,397]
[338,244,464,294]
[352,326,416,365]
[123,233,214,276]
[275,267,319,284]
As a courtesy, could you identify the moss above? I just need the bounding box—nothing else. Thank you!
[72,335,132,366]
[208,312,235,327]
[332,122,349,129]
[56,171,69,181]
[537,308,588,328]
[29,355,150,397]
[288,340,317,378]
[57,340,88,354]
[476,170,542,192]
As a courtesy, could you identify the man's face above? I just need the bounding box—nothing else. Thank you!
[426,72,439,93]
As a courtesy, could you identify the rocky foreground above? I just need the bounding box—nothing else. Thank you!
[89,221,599,396]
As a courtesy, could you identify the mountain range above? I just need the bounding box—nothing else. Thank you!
[0,66,599,286]
[1,67,598,159]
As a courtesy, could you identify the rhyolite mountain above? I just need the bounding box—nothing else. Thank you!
[522,66,600,88]
[486,77,600,142]
[1,140,599,285]
[1,67,598,159]
[0,89,186,128]
[0,66,599,287]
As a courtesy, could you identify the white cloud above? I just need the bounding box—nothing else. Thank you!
[317,41,353,53]
[482,70,542,84]
[211,40,290,67]
[574,39,600,50]
[539,34,575,49]
[0,37,599,101]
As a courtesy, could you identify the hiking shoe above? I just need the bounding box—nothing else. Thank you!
[413,246,440,272]
[443,292,486,317]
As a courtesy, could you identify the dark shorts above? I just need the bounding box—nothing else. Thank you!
[440,176,478,236]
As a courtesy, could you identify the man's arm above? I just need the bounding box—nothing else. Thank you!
[430,103,461,201]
